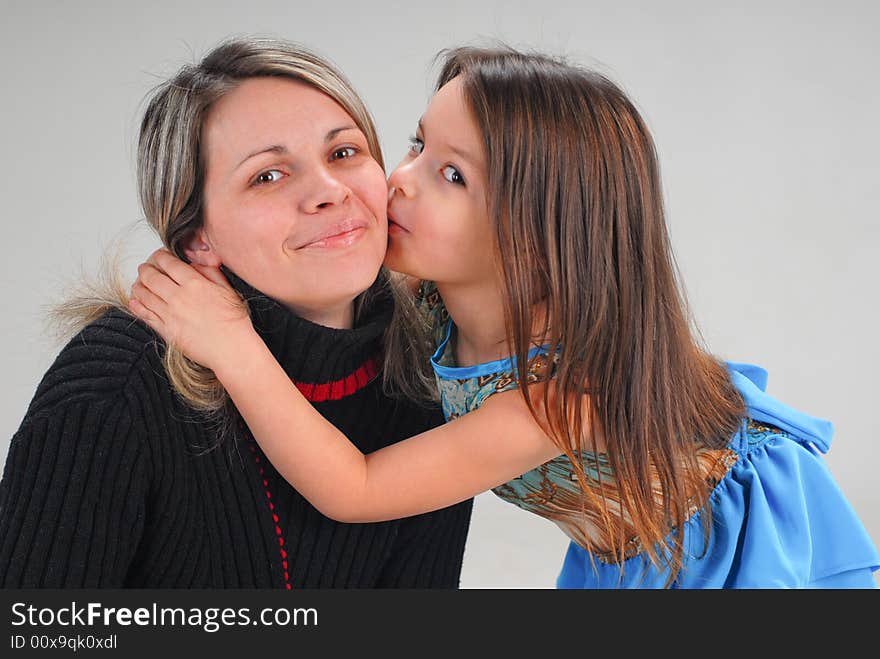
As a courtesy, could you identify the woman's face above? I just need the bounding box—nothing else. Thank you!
[383,76,496,287]
[189,77,388,325]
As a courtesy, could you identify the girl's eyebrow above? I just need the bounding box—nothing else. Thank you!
[417,119,480,168]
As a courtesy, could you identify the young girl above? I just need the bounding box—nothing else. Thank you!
[129,46,880,588]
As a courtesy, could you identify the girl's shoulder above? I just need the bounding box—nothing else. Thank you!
[683,364,879,586]
[558,415,880,587]
[692,417,880,587]
[415,280,444,312]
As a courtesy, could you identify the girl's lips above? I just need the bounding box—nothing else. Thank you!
[388,220,409,235]
[387,212,410,234]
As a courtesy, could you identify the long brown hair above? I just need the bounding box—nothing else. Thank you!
[437,46,745,584]
[52,37,436,446]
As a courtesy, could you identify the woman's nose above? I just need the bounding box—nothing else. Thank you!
[299,166,350,212]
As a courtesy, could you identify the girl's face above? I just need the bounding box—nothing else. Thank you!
[189,77,388,323]
[384,76,497,287]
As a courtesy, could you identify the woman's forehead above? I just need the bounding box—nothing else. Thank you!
[202,77,358,168]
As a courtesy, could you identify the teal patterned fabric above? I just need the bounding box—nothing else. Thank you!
[418,281,614,524]
[415,281,880,586]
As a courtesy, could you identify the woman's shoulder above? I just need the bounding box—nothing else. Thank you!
[59,306,162,370]
[79,305,161,348]
[26,307,164,418]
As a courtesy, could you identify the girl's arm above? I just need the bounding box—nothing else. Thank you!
[129,249,563,523]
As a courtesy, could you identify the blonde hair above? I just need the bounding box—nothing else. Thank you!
[53,36,436,442]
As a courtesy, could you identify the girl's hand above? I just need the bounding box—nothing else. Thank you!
[128,248,254,370]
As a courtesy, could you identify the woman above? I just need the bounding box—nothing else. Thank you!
[0,37,473,588]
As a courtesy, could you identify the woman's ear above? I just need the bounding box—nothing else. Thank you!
[181,228,222,267]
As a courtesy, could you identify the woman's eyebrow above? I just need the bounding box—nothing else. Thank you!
[233,125,360,172]
[325,124,359,142]
[235,144,288,171]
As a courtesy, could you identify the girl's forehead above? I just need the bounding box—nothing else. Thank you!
[422,78,484,163]
[425,76,466,118]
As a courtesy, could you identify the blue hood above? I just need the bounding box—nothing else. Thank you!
[727,361,833,453]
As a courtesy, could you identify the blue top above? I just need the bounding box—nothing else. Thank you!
[418,282,880,588]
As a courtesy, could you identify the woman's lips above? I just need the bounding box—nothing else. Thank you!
[302,227,366,249]
[297,219,369,249]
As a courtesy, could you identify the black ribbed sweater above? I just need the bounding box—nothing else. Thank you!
[0,279,473,588]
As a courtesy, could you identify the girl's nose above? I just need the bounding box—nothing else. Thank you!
[387,161,416,199]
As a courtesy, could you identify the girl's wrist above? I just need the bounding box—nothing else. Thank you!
[210,325,265,381]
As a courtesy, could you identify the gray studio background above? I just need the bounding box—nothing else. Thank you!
[2,0,877,588]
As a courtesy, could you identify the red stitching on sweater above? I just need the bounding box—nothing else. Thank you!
[236,355,377,589]
[245,434,292,590]
[293,356,378,402]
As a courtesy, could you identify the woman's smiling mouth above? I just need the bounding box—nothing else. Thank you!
[296,219,369,249]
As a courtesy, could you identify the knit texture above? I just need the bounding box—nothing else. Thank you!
[0,276,473,588]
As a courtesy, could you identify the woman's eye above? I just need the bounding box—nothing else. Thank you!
[253,169,284,185]
[408,135,424,155]
[442,165,464,185]
[332,146,357,160]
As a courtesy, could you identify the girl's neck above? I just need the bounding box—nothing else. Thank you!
[435,280,508,367]
[435,280,550,368]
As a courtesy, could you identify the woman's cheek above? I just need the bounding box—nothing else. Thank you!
[361,162,390,223]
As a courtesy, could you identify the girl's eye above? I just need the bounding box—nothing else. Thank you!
[408,135,424,155]
[332,146,357,160]
[253,169,285,185]
[442,165,465,185]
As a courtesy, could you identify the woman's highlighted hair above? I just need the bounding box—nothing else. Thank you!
[52,37,435,446]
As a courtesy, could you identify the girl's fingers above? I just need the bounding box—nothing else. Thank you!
[137,262,180,302]
[128,297,165,333]
[149,248,204,286]
[130,280,170,319]
[191,263,231,289]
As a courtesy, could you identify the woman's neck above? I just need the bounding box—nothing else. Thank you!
[286,300,355,330]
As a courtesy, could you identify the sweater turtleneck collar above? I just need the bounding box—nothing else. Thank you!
[223,268,391,396]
